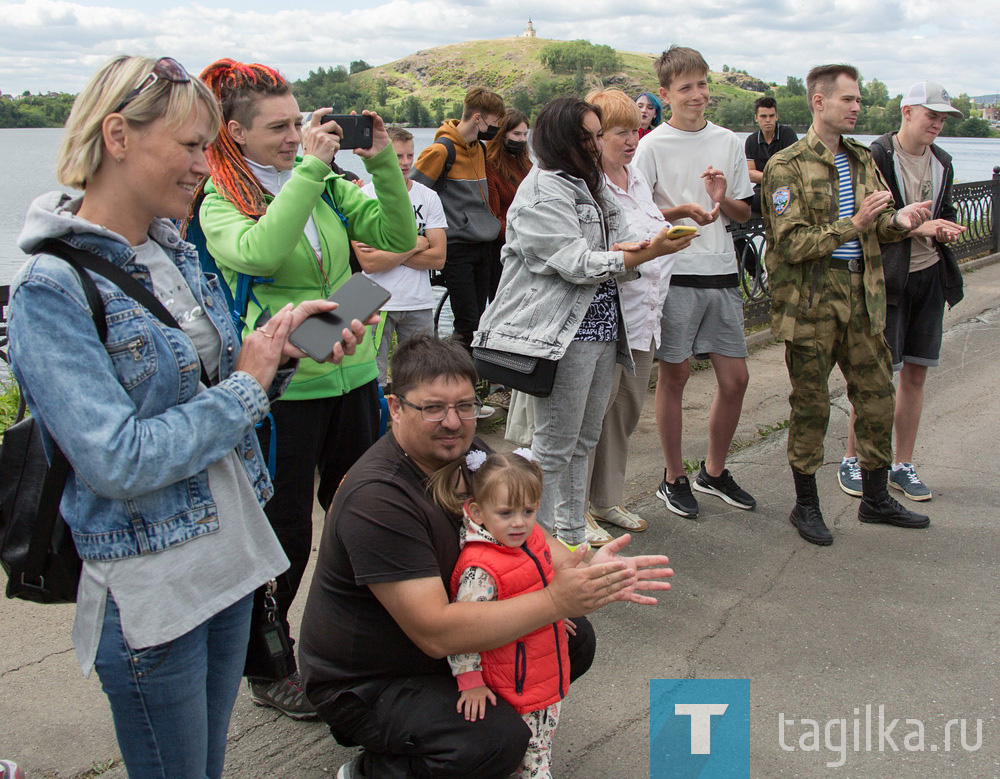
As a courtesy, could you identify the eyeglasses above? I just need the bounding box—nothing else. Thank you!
[397,396,483,421]
[113,57,190,114]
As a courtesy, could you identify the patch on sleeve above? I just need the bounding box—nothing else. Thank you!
[772,186,791,215]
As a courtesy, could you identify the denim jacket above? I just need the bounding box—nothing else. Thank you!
[9,193,293,561]
[472,167,639,370]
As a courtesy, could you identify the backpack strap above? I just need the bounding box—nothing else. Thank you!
[185,199,273,339]
[320,186,363,274]
[431,137,459,193]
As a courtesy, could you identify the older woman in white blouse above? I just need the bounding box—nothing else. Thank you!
[584,88,685,541]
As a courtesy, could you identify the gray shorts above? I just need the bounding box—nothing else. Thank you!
[654,286,749,363]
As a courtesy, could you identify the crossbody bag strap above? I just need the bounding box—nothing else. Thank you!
[38,240,213,388]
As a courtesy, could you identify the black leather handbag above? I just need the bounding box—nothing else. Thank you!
[472,347,558,398]
[0,415,82,603]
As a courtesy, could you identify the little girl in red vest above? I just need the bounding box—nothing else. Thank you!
[435,449,570,779]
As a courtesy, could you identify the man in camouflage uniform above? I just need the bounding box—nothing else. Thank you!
[762,64,934,545]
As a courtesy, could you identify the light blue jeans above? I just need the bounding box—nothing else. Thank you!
[532,340,617,545]
[94,593,253,778]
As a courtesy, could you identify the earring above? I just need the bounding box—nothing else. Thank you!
[115,156,124,163]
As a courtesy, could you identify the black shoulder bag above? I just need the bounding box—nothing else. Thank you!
[0,240,210,603]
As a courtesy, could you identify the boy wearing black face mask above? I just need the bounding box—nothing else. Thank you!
[412,87,506,351]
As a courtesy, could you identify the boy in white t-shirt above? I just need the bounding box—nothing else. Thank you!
[354,127,448,389]
[633,45,756,520]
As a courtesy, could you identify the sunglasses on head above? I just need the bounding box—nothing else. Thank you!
[114,57,190,114]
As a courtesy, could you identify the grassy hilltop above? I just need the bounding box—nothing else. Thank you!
[350,36,667,104]
[294,37,768,126]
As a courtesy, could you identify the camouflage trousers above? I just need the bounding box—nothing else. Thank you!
[784,269,894,475]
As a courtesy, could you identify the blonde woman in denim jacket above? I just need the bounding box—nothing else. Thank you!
[7,56,367,778]
[473,98,693,550]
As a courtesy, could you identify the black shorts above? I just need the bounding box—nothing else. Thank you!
[885,263,945,371]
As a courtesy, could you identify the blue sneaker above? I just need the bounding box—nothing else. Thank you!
[889,463,932,501]
[838,457,862,497]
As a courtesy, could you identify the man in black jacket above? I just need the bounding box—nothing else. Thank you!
[837,82,966,502]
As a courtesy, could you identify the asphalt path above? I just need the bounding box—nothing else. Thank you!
[2,259,998,778]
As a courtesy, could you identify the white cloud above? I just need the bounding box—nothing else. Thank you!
[0,0,995,97]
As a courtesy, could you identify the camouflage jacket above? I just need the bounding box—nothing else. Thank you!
[761,127,909,340]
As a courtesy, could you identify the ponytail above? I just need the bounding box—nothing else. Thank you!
[428,458,470,517]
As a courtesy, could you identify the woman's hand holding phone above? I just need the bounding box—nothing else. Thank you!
[648,224,697,256]
[303,107,341,166]
[353,110,389,159]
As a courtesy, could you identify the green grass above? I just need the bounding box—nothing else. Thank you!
[0,378,22,433]
[352,37,762,113]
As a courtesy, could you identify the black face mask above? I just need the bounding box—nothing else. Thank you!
[504,139,527,155]
[478,124,499,142]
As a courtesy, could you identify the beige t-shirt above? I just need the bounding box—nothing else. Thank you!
[892,137,939,273]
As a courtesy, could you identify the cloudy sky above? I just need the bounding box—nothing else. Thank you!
[1,0,997,98]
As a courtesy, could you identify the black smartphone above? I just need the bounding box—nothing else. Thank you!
[289,274,391,362]
[319,113,374,150]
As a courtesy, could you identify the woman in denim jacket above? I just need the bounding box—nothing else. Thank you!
[7,56,367,779]
[473,98,691,550]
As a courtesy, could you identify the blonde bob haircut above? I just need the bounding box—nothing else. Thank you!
[57,55,221,190]
[585,88,641,131]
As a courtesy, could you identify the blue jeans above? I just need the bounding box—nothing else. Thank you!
[94,593,253,778]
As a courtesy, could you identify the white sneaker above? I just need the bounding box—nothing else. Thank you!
[590,504,648,531]
[584,511,614,546]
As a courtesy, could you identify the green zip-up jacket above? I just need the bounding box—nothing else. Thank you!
[200,146,417,400]
[762,127,909,341]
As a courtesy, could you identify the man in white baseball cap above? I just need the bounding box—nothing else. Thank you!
[899,82,965,117]
[838,81,966,502]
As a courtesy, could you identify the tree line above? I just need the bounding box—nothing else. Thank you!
[0,92,75,128]
[4,52,994,139]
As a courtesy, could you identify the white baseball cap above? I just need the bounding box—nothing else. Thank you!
[900,82,964,118]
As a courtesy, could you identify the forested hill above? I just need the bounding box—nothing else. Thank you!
[290,37,991,136]
[292,37,764,127]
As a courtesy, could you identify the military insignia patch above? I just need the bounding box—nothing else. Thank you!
[772,187,791,215]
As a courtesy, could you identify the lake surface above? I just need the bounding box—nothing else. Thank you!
[3,126,998,284]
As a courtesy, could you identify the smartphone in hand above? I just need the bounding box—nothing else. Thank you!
[320,114,374,150]
[289,274,391,362]
[664,225,698,239]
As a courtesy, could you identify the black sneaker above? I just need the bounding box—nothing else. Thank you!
[656,472,699,518]
[693,461,757,510]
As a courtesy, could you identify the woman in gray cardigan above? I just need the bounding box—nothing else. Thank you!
[473,97,692,549]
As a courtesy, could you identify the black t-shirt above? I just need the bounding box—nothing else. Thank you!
[744,123,799,176]
[299,431,489,693]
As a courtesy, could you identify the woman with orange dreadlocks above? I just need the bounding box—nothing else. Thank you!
[197,58,416,718]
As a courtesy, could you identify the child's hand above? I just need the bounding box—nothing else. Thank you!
[457,686,497,721]
[564,617,577,636]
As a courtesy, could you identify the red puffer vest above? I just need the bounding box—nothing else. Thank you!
[450,525,569,714]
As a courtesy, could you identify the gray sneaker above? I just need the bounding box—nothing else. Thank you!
[838,457,863,497]
[889,463,932,501]
[248,671,318,720]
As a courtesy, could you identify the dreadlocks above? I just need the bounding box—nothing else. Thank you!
[197,58,291,219]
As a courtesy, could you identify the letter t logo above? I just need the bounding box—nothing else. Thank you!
[675,703,729,754]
